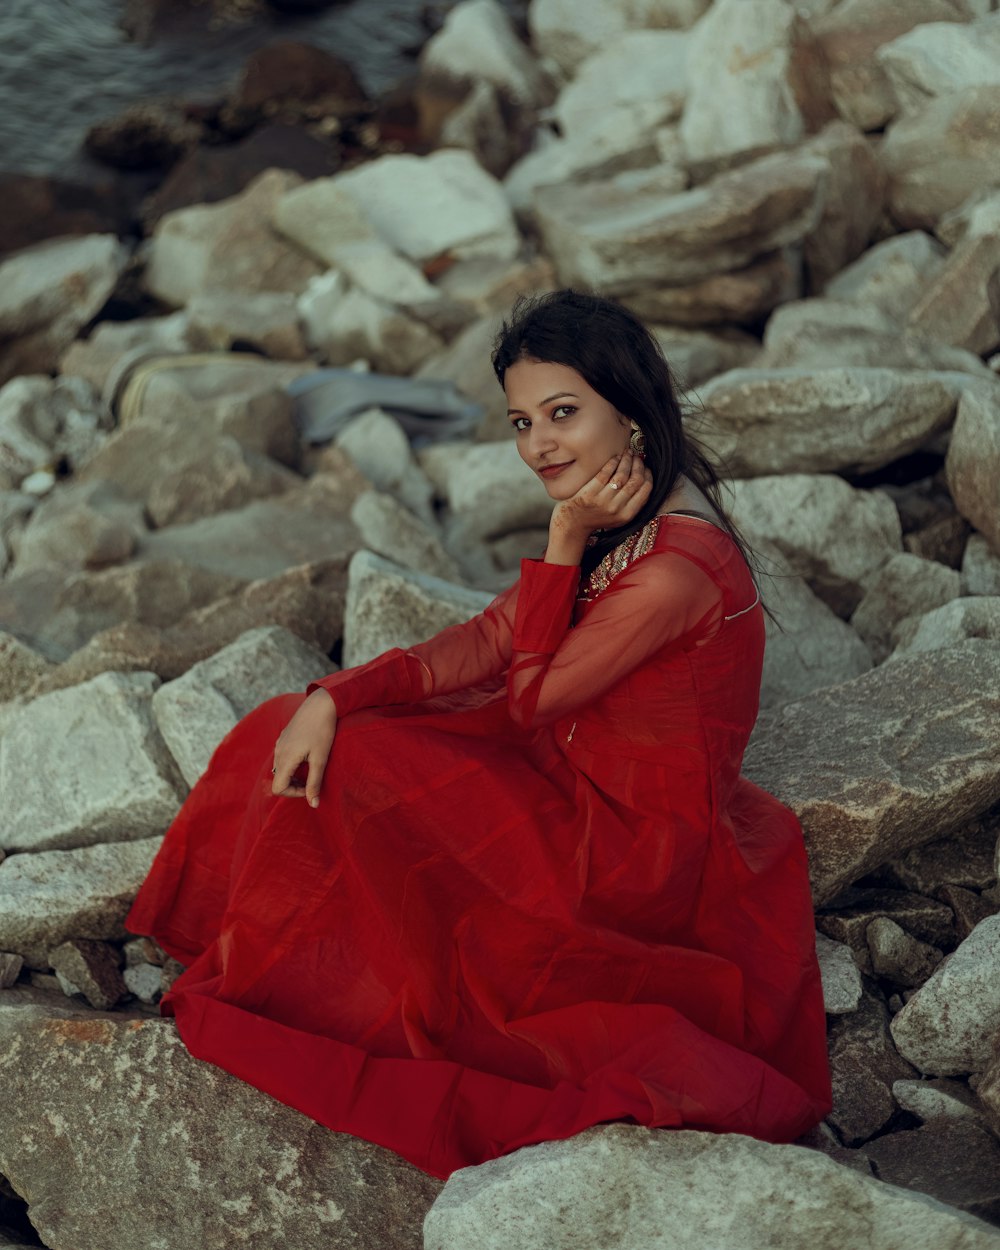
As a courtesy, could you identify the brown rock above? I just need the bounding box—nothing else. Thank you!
[227,40,368,124]
[744,640,1000,905]
[12,480,145,575]
[803,121,886,291]
[47,939,127,1011]
[907,233,1000,356]
[946,385,1000,552]
[84,102,200,171]
[185,291,308,360]
[0,990,439,1250]
[0,953,23,989]
[862,1119,1000,1225]
[938,884,999,941]
[879,814,999,896]
[826,983,919,1144]
[0,173,128,260]
[902,513,971,569]
[866,917,944,989]
[0,631,53,700]
[817,887,957,974]
[621,251,801,327]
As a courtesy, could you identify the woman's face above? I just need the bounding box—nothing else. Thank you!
[504,358,632,500]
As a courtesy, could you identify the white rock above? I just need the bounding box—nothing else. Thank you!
[273,179,440,306]
[0,836,163,970]
[732,475,902,617]
[0,375,59,489]
[890,596,1000,660]
[527,0,710,74]
[961,534,1000,596]
[152,627,331,787]
[123,961,164,1003]
[332,149,520,264]
[815,931,864,1015]
[421,0,549,107]
[350,490,463,583]
[877,16,1000,115]
[889,915,1000,1075]
[343,549,491,668]
[680,0,809,176]
[850,552,960,663]
[893,1077,992,1126]
[0,672,185,854]
[335,407,436,526]
[423,1121,1000,1249]
[823,231,947,322]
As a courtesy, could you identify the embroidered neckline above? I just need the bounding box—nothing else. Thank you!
[578,515,665,602]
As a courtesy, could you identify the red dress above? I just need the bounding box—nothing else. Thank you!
[125,514,833,1180]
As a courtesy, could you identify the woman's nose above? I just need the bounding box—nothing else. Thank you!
[527,421,558,457]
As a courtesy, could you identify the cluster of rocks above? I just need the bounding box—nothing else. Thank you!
[2,0,1000,1246]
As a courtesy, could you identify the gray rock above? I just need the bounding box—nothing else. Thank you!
[651,325,759,390]
[11,478,146,575]
[698,367,963,479]
[893,1076,992,1126]
[185,291,308,360]
[343,550,491,668]
[59,311,191,394]
[0,233,129,383]
[889,915,1000,1075]
[962,534,1000,596]
[350,490,463,583]
[438,438,554,549]
[938,187,1000,248]
[423,1121,1000,1250]
[0,375,60,489]
[850,552,960,662]
[0,836,162,970]
[0,671,185,854]
[826,983,919,1144]
[415,314,509,440]
[744,641,1000,905]
[122,960,164,1002]
[47,939,127,1011]
[0,990,440,1250]
[335,408,436,526]
[823,230,947,321]
[817,888,958,976]
[144,169,321,307]
[891,597,1000,659]
[866,916,944,988]
[815,931,863,1015]
[152,626,331,786]
[0,953,23,989]
[534,146,827,294]
[947,385,1000,552]
[732,474,902,618]
[879,819,999,897]
[881,85,1000,230]
[0,631,52,701]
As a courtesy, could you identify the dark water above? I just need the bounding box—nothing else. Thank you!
[0,0,525,177]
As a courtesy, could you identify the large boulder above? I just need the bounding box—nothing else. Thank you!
[946,384,1000,551]
[152,626,331,786]
[0,671,185,854]
[621,250,801,327]
[743,640,1000,904]
[823,230,946,320]
[0,837,163,970]
[422,1121,1000,1249]
[11,480,146,576]
[0,991,440,1250]
[876,15,1000,115]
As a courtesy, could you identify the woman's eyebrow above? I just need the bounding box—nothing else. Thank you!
[506,392,579,416]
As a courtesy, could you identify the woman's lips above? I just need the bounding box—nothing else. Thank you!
[539,461,573,479]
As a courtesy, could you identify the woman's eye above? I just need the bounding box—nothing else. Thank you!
[553,405,576,418]
[512,417,530,432]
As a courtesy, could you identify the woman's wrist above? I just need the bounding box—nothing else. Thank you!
[543,521,589,567]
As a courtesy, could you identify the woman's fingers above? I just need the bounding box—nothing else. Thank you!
[304,749,328,809]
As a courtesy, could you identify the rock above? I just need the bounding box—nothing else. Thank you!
[0,632,52,701]
[880,85,1000,230]
[437,78,524,179]
[810,0,970,132]
[343,550,491,668]
[866,916,944,988]
[938,187,1000,248]
[850,552,960,663]
[47,939,127,1011]
[731,474,902,617]
[350,491,463,583]
[938,884,998,942]
[698,367,964,479]
[152,626,331,786]
[227,39,368,123]
[621,250,802,327]
[891,596,1000,659]
[907,232,1000,356]
[823,229,947,320]
[743,641,1000,905]
[58,312,192,394]
[651,325,759,390]
[0,234,129,384]
[0,991,440,1250]
[877,15,1000,115]
[903,512,971,569]
[801,122,885,291]
[0,171,128,260]
[0,837,163,970]
[422,1121,1000,1250]
[0,953,24,990]
[11,480,145,575]
[79,419,300,529]
[534,146,827,294]
[419,0,550,111]
[815,931,863,1015]
[335,408,436,526]
[893,1076,992,1126]
[890,915,1000,1075]
[947,385,1000,551]
[122,961,164,1003]
[144,169,322,308]
[879,816,999,897]
[331,148,520,264]
[527,0,710,75]
[861,1119,1000,1225]
[826,982,919,1143]
[679,0,831,179]
[754,544,872,707]
[273,178,440,307]
[973,1053,1000,1132]
[0,671,185,854]
[962,535,1000,595]
[84,101,199,171]
[0,376,60,490]
[415,314,509,440]
[298,271,446,376]
[185,291,308,360]
[818,887,958,969]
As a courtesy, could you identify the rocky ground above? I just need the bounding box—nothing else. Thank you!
[2,0,1000,1246]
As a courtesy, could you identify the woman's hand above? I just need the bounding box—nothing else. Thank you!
[271,688,338,808]
[546,450,653,562]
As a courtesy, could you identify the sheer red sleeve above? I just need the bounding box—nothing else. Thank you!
[506,549,723,729]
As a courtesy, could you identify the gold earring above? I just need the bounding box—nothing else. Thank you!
[629,422,646,455]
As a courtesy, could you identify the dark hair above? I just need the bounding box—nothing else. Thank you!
[491,287,767,595]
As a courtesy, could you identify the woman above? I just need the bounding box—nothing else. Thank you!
[126,289,833,1181]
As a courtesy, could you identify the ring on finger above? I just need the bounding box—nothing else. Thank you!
[609,481,621,490]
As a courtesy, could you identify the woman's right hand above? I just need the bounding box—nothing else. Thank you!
[271,688,338,808]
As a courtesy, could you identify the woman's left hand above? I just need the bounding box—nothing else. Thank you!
[551,449,653,542]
